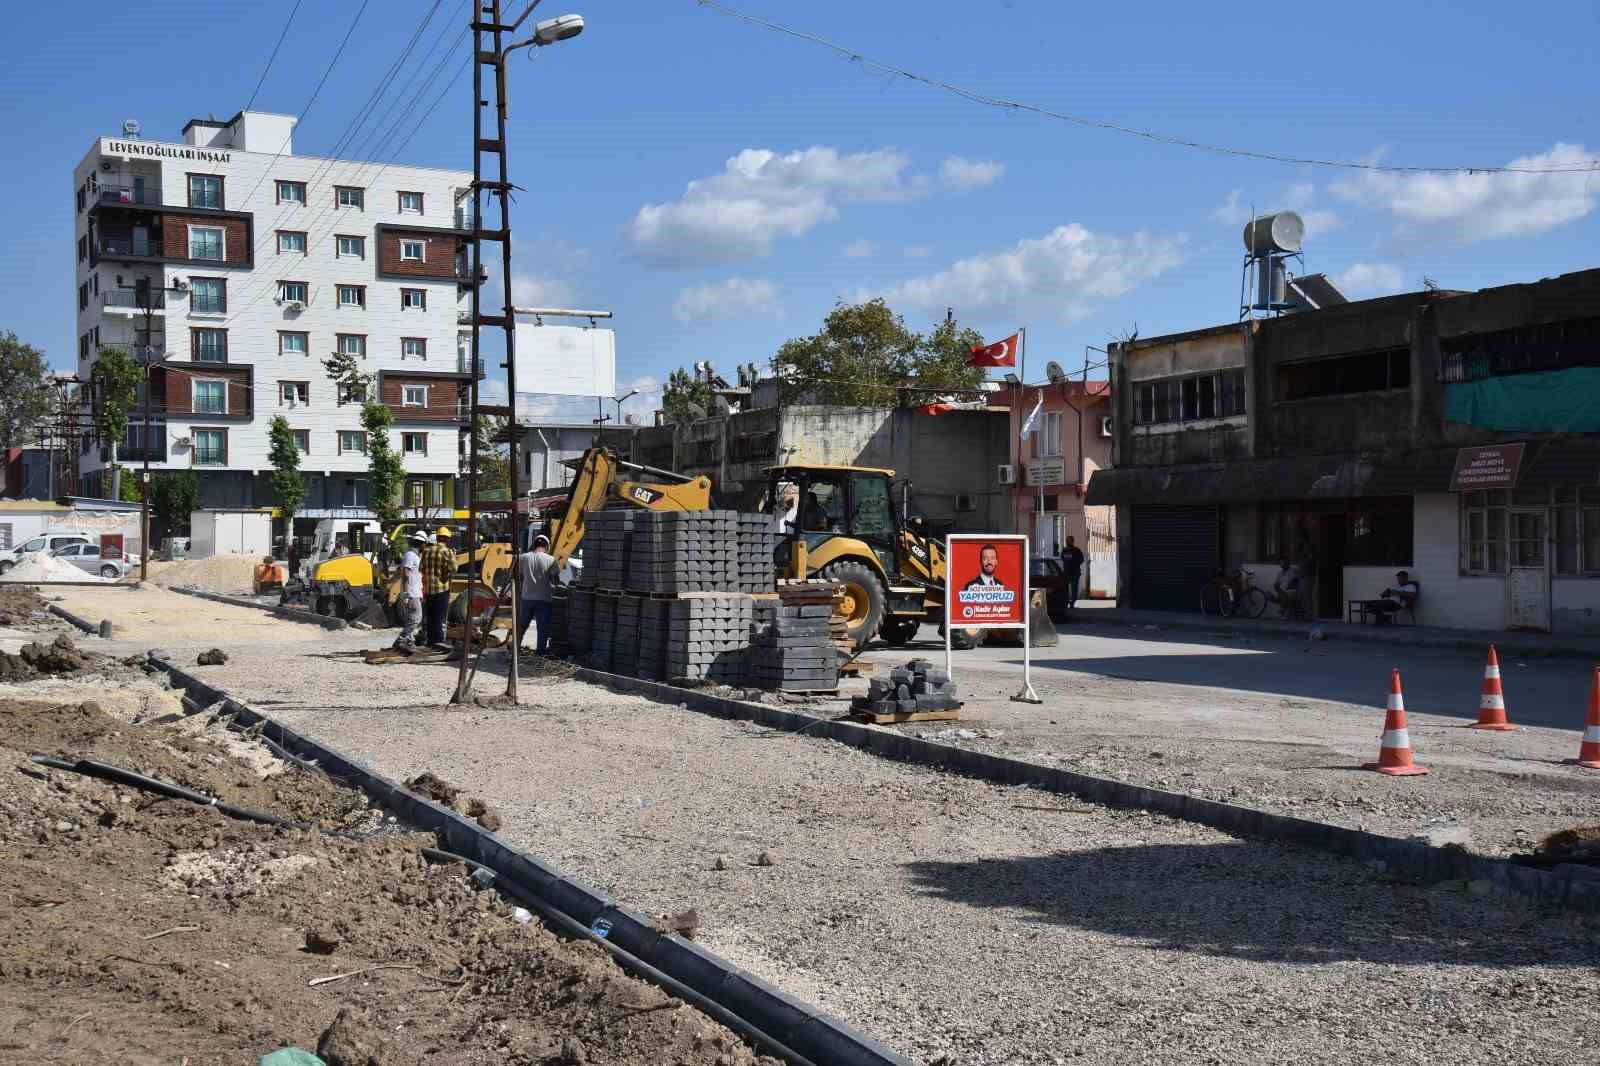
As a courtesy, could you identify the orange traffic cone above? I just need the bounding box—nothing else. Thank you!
[1470,645,1516,731]
[1365,668,1429,776]
[1576,667,1600,770]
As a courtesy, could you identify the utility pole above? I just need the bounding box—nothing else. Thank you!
[137,285,156,580]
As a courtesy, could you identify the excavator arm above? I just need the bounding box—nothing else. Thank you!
[547,447,713,567]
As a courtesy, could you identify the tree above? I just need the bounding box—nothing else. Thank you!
[114,467,142,504]
[267,416,306,527]
[91,346,142,500]
[0,332,52,451]
[150,471,199,539]
[322,348,372,404]
[471,414,510,497]
[361,402,405,526]
[772,299,985,407]
[661,367,716,421]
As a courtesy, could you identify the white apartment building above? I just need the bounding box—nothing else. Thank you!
[71,110,476,534]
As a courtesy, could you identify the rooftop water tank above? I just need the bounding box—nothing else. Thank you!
[1243,211,1305,256]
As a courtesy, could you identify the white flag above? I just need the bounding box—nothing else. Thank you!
[1020,393,1044,437]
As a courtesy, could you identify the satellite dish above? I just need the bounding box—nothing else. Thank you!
[122,118,141,137]
[1044,361,1067,384]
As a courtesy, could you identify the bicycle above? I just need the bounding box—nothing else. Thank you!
[1199,567,1268,618]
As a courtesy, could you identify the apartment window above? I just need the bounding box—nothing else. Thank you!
[337,285,365,309]
[193,429,227,465]
[400,239,425,262]
[1044,411,1064,458]
[338,430,367,455]
[78,283,88,310]
[279,331,308,356]
[280,381,309,407]
[192,328,227,363]
[78,334,89,360]
[402,432,428,456]
[187,174,222,209]
[277,230,307,254]
[276,180,306,205]
[1461,491,1508,575]
[278,281,309,305]
[402,384,427,407]
[1279,346,1410,402]
[77,235,87,262]
[76,186,86,213]
[409,480,427,507]
[1134,369,1246,426]
[340,478,368,508]
[335,186,364,209]
[1495,486,1600,576]
[292,429,310,455]
[398,191,424,214]
[337,334,366,358]
[402,338,427,360]
[192,379,227,415]
[401,288,426,310]
[188,225,225,261]
[336,235,365,259]
[191,278,225,313]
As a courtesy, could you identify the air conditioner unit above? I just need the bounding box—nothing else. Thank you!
[955,492,977,512]
[286,300,305,312]
[173,436,193,448]
[1099,415,1114,438]
[997,464,1018,486]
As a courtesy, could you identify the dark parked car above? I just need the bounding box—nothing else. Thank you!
[1031,557,1069,617]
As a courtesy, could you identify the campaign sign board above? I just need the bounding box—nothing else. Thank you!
[945,535,1028,628]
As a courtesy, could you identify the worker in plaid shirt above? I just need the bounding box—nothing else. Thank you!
[419,527,456,648]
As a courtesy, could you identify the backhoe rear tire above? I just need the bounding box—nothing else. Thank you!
[820,560,885,652]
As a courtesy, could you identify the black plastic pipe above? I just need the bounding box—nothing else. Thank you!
[30,755,290,827]
[420,847,819,1066]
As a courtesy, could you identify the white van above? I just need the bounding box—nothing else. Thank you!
[0,532,93,575]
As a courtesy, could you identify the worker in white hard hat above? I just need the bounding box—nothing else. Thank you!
[515,533,560,655]
[394,530,428,651]
[419,527,456,649]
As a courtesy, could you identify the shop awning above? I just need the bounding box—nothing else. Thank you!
[1085,439,1600,506]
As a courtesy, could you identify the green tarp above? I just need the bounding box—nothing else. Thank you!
[1445,367,1600,432]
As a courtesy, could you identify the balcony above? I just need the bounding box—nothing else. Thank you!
[102,290,167,313]
[96,236,164,260]
[97,184,162,208]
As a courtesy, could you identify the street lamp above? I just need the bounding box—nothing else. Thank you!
[613,389,639,460]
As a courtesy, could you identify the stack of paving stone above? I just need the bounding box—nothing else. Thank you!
[734,513,778,593]
[635,598,671,680]
[851,658,962,716]
[563,588,594,658]
[611,594,641,676]
[585,510,638,590]
[748,595,839,692]
[628,511,739,593]
[666,594,752,684]
[584,593,618,671]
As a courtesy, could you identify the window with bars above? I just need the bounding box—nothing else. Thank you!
[1134,369,1247,425]
[191,278,225,313]
[337,334,366,358]
[192,379,227,414]
[188,174,221,208]
[192,328,227,363]
[193,429,226,465]
[1466,486,1600,575]
[188,225,224,261]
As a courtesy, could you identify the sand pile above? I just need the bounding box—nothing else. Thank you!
[150,554,261,594]
[4,553,107,584]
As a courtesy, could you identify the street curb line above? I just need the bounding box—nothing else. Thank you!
[167,586,347,630]
[146,657,909,1066]
[573,668,1600,916]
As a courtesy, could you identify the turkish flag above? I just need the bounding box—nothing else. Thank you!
[968,333,1018,368]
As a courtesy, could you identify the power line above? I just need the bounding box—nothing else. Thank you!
[245,0,306,111]
[696,0,1600,176]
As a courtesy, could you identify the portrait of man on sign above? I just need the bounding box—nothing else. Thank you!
[963,544,1007,591]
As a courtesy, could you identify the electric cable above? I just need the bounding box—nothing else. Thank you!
[244,0,305,112]
[696,0,1600,176]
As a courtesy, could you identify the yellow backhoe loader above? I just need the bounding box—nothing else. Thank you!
[545,447,714,567]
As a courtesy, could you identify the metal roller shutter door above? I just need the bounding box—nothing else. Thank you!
[1132,506,1219,612]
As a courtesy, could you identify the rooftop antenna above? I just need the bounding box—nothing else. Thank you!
[1240,210,1304,320]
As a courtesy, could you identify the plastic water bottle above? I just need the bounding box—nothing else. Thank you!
[590,917,612,939]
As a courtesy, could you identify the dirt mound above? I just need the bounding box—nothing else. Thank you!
[150,553,260,594]
[4,552,107,584]
[0,635,88,682]
[0,700,781,1065]
[0,586,50,628]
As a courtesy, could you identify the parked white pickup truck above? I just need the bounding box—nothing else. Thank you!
[0,532,92,575]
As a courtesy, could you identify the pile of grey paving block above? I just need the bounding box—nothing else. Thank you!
[735,514,778,593]
[852,659,962,715]
[748,601,839,692]
[611,594,641,676]
[666,594,752,684]
[581,510,637,590]
[635,598,671,680]
[562,588,593,657]
[585,593,618,671]
[628,511,739,593]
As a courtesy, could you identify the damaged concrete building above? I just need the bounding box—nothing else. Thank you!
[1088,267,1600,633]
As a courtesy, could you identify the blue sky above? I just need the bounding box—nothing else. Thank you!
[5,0,1597,419]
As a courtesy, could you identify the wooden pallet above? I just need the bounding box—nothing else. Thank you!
[361,647,455,666]
[838,659,873,677]
[848,707,961,725]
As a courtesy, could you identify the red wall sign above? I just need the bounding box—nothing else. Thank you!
[945,535,1028,627]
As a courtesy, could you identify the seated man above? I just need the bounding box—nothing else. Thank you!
[1272,555,1301,618]
[1364,570,1419,624]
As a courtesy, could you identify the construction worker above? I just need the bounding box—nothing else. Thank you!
[515,534,560,655]
[395,531,427,650]
[420,526,455,649]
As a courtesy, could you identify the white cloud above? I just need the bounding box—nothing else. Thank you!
[479,378,509,405]
[1331,142,1597,246]
[616,374,662,424]
[1212,185,1340,238]
[866,224,1187,322]
[672,277,783,324]
[624,147,929,268]
[510,273,578,308]
[844,239,875,258]
[1333,262,1406,296]
[940,156,1005,191]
